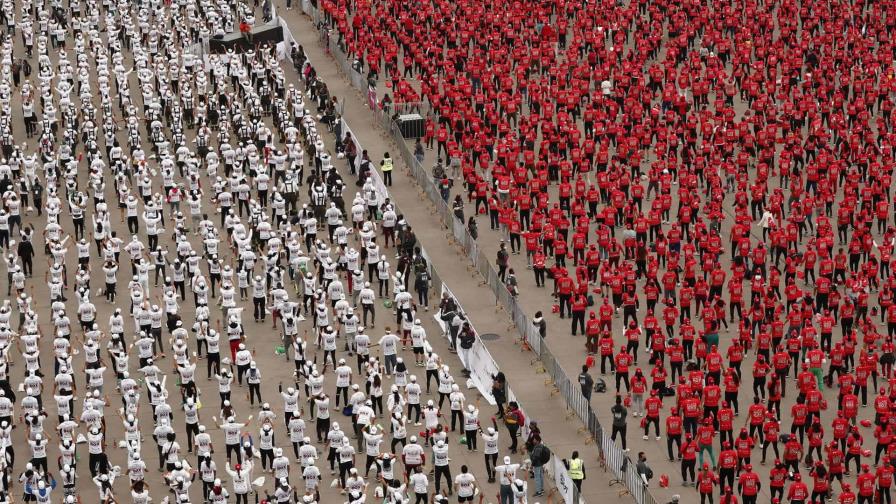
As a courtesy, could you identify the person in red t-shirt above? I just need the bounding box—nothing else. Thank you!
[642,389,662,440]
[720,486,739,504]
[697,417,717,469]
[697,463,718,504]
[787,473,809,504]
[839,482,856,504]
[857,464,876,502]
[846,427,865,475]
[783,434,804,474]
[717,441,738,490]
[736,464,761,504]
[666,407,683,461]
[681,433,698,486]
[746,396,767,440]
[878,458,894,504]
[769,460,788,502]
[613,345,632,393]
[761,412,780,465]
[809,461,830,503]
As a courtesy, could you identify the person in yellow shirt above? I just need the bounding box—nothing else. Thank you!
[565,451,586,493]
[380,153,394,186]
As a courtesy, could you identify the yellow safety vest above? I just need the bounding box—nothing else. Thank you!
[382,158,394,172]
[568,458,584,479]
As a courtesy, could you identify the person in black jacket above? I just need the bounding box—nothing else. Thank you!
[611,395,629,451]
[529,436,551,496]
[458,324,475,373]
[17,226,34,277]
[578,366,594,403]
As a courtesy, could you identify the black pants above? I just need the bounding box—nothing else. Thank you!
[644,417,660,437]
[600,354,615,374]
[507,424,519,451]
[611,424,627,449]
[260,448,273,470]
[407,403,421,423]
[434,465,452,494]
[681,459,695,483]
[534,267,545,286]
[87,453,106,476]
[667,434,681,460]
[484,452,498,480]
[465,429,478,451]
[226,443,242,464]
[451,410,463,431]
[571,311,585,335]
[616,371,630,392]
[316,417,330,442]
[253,296,266,321]
[362,304,375,326]
[249,383,261,404]
[207,352,220,378]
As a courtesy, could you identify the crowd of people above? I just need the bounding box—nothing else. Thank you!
[310,0,896,502]
[0,0,576,502]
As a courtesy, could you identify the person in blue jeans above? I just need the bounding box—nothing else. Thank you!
[529,436,551,496]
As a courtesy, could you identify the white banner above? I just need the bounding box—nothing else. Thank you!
[553,457,577,504]
[277,17,295,61]
[434,283,498,405]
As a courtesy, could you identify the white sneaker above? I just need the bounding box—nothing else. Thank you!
[642,435,648,440]
[656,436,662,441]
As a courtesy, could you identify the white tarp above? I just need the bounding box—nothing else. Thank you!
[553,456,578,504]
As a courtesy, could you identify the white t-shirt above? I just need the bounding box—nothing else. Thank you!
[409,472,428,494]
[378,333,399,356]
[454,473,476,497]
[402,443,424,465]
[495,463,520,486]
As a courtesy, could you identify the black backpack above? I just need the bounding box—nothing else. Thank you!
[533,444,552,466]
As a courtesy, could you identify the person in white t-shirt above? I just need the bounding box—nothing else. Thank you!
[495,456,520,504]
[408,465,429,504]
[511,478,528,504]
[401,436,425,479]
[378,330,400,375]
[453,465,478,503]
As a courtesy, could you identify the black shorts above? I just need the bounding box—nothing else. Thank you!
[458,496,474,503]
[413,346,423,355]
